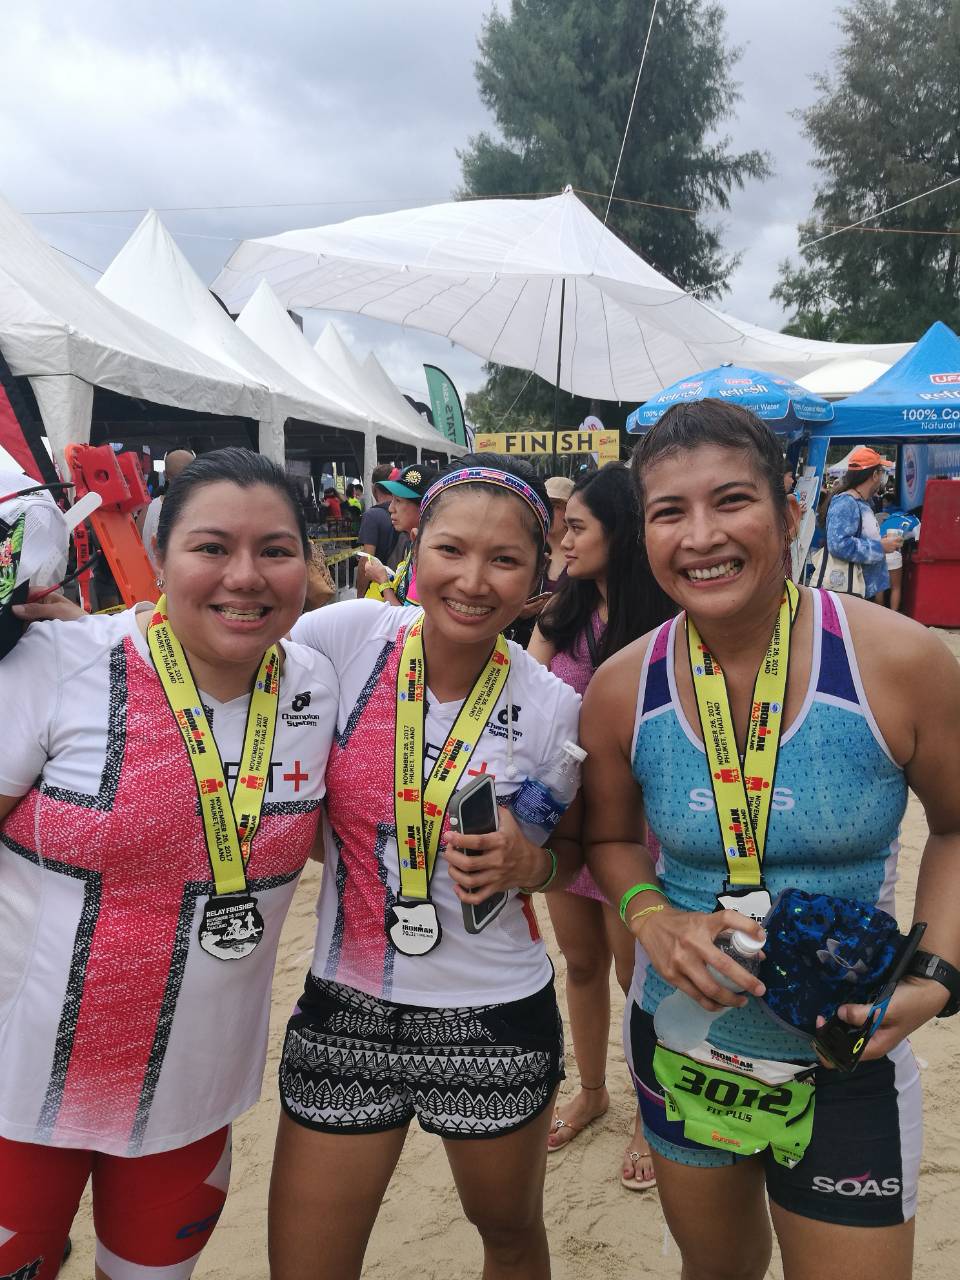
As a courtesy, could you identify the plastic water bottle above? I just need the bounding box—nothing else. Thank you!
[653,930,765,1053]
[509,740,586,842]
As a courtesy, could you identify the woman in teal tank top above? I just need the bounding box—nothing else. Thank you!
[581,400,960,1280]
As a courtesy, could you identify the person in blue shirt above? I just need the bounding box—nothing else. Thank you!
[825,446,902,599]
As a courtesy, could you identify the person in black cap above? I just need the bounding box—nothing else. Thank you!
[364,462,440,605]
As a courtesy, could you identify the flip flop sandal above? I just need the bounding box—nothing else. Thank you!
[546,1112,593,1153]
[620,1149,657,1191]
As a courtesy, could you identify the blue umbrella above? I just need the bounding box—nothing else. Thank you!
[625,363,834,435]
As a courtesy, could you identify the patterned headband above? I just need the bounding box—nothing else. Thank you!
[420,467,552,543]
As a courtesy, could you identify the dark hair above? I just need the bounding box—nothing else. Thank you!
[538,463,673,662]
[417,452,551,558]
[630,399,789,524]
[156,447,310,557]
[835,465,882,494]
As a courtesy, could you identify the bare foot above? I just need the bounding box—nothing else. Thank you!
[621,1108,656,1189]
[546,1085,610,1152]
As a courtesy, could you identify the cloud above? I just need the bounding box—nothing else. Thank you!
[715,0,844,326]
[1,0,846,402]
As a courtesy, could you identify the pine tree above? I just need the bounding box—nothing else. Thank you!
[773,0,960,342]
[459,0,769,429]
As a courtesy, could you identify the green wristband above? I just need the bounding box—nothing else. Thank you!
[619,882,666,923]
[521,846,558,895]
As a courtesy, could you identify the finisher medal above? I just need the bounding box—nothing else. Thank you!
[387,901,442,957]
[199,894,265,961]
[148,594,280,963]
[391,614,510,955]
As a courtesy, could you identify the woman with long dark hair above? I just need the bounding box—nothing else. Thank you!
[529,462,673,1190]
[821,447,902,599]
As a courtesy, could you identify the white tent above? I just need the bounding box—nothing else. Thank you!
[97,212,371,462]
[234,281,455,492]
[236,280,376,422]
[313,324,449,458]
[0,192,267,473]
[212,188,912,404]
[361,350,447,443]
[796,358,893,399]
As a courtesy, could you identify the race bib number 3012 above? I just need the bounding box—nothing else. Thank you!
[653,1045,815,1168]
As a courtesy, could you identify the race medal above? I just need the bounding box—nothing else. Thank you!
[391,614,510,954]
[687,582,799,900]
[198,894,264,961]
[388,901,442,956]
[716,886,773,924]
[148,596,280,963]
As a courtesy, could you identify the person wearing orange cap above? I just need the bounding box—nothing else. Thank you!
[824,446,902,600]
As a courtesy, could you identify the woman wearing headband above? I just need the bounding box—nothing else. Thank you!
[581,401,960,1280]
[271,455,583,1280]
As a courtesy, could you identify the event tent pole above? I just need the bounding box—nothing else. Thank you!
[552,280,568,465]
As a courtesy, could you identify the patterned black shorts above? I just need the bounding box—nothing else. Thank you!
[279,974,564,1139]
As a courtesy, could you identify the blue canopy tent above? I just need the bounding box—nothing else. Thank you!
[625,363,834,440]
[804,321,960,509]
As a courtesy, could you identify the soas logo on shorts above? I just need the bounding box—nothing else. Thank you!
[811,1175,900,1197]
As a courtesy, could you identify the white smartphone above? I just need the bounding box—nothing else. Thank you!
[449,774,508,934]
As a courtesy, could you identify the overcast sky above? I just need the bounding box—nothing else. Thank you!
[1,0,847,403]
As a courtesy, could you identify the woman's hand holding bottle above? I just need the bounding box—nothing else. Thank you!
[632,904,766,1011]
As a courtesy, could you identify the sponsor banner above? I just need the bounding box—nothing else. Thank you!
[898,442,960,510]
[423,365,467,447]
[474,429,620,464]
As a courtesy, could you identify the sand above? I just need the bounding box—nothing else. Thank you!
[67,633,960,1278]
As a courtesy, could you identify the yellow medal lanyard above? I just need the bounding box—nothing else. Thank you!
[394,613,510,902]
[147,595,281,897]
[686,581,799,887]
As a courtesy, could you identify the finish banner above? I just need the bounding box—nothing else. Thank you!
[475,429,620,464]
[423,365,467,447]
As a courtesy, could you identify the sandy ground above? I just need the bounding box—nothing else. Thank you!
[68,632,960,1278]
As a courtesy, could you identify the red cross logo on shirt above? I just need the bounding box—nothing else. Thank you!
[283,760,309,792]
[467,761,491,777]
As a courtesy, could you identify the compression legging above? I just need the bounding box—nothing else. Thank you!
[0,1126,230,1279]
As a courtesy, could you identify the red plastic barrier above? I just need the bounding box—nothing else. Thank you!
[903,561,960,627]
[913,479,960,561]
[903,479,960,626]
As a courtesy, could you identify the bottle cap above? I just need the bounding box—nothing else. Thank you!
[562,740,587,762]
[729,929,765,957]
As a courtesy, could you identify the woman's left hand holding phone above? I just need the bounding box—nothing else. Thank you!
[445,807,549,903]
